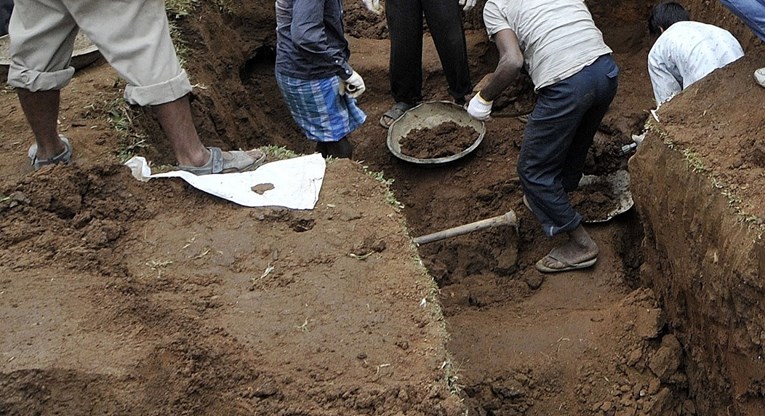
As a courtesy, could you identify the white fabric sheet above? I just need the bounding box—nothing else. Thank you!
[125,153,326,210]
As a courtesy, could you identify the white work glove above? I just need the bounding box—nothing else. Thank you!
[343,70,366,99]
[459,0,476,12]
[467,92,493,121]
[361,0,383,15]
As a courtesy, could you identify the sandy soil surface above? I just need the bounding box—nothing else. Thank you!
[1,0,762,415]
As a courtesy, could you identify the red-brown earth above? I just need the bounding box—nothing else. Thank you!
[1,0,763,415]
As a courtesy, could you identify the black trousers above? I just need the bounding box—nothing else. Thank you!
[0,0,12,36]
[385,0,472,105]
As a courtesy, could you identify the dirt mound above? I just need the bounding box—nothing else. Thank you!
[400,121,478,159]
[1,160,463,415]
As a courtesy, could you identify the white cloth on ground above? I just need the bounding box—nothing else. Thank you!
[125,154,326,210]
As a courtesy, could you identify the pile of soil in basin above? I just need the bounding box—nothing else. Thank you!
[399,121,477,159]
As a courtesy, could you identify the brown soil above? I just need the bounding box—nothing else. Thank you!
[1,0,761,414]
[399,122,478,159]
[571,180,618,221]
[629,46,765,416]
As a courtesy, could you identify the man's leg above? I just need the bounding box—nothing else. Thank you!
[7,0,79,167]
[152,95,209,167]
[518,78,600,272]
[17,89,68,161]
[422,0,472,103]
[323,137,353,159]
[720,0,765,42]
[65,0,262,171]
[561,55,619,191]
[153,95,265,169]
[518,83,585,238]
[386,0,424,105]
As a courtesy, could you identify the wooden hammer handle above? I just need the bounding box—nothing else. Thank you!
[413,210,517,245]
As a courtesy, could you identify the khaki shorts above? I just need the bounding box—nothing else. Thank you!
[7,0,191,106]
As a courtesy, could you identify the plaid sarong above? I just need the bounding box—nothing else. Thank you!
[276,72,366,142]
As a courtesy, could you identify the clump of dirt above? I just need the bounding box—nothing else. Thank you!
[584,131,633,176]
[343,1,387,39]
[399,122,478,159]
[571,180,617,221]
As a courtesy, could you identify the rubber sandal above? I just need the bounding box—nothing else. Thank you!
[535,252,597,273]
[178,147,266,175]
[28,136,73,170]
[379,102,413,129]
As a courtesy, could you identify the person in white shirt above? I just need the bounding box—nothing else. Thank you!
[648,2,744,106]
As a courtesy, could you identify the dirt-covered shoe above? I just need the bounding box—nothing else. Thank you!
[380,102,414,129]
[754,67,765,88]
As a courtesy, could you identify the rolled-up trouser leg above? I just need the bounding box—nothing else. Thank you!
[518,54,619,237]
[8,0,191,105]
[7,0,78,91]
[60,0,192,105]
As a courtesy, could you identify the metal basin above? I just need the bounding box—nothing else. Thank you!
[387,101,485,165]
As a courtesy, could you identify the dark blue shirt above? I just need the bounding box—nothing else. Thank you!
[275,0,353,80]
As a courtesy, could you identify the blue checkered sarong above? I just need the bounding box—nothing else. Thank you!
[275,72,367,142]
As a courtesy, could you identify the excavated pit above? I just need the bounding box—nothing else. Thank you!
[89,0,765,414]
[2,0,765,414]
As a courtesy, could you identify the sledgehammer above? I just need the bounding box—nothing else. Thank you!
[413,210,518,245]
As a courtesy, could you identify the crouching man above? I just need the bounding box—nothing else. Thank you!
[467,0,619,273]
[648,2,744,106]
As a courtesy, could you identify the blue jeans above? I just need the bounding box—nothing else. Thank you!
[721,0,765,42]
[518,54,619,236]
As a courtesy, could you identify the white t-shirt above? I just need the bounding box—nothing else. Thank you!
[483,0,613,91]
[648,21,744,106]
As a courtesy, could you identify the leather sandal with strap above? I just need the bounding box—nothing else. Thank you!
[178,147,266,175]
[28,136,73,170]
[379,102,414,129]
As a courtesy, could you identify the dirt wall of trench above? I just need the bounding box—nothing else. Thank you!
[628,47,765,415]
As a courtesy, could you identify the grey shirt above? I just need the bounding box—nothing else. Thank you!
[275,0,353,80]
[483,0,612,91]
[648,21,744,106]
